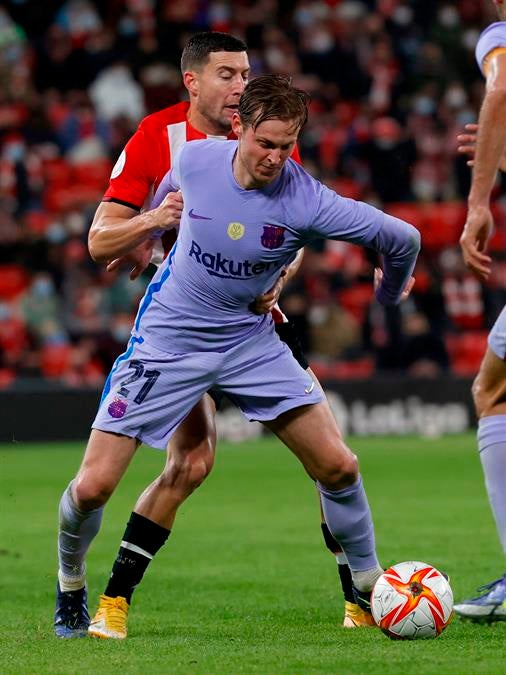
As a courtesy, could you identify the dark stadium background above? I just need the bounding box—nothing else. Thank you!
[0,0,502,439]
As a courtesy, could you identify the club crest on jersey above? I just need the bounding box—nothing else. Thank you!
[108,396,128,419]
[227,222,245,240]
[261,225,285,249]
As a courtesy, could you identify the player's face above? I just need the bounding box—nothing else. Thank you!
[186,51,250,135]
[232,115,299,189]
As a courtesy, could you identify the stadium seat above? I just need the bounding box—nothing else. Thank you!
[72,160,112,189]
[385,203,425,231]
[333,177,362,200]
[337,284,372,322]
[24,210,51,235]
[0,265,29,300]
[43,158,72,189]
[445,331,488,376]
[40,344,72,378]
[423,202,466,250]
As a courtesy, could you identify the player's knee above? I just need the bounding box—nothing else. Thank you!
[163,441,214,492]
[73,472,114,510]
[313,449,359,490]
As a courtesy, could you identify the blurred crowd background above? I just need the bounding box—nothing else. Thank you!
[0,0,505,387]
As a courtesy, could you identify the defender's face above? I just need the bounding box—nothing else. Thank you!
[232,115,299,188]
[189,51,250,134]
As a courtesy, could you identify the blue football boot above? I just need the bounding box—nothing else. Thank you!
[454,574,506,623]
[54,582,90,638]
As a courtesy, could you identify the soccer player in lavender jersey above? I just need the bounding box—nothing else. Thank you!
[454,0,506,622]
[54,33,367,639]
[86,74,420,639]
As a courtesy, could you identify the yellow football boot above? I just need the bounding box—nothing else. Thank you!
[343,601,377,628]
[88,595,129,639]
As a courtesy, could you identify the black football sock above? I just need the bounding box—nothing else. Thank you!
[321,522,355,603]
[104,512,170,604]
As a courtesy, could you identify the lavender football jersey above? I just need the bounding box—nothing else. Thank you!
[134,140,412,353]
[476,21,506,74]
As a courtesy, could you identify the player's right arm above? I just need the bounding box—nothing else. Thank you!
[88,122,182,275]
[460,32,506,280]
[88,195,182,264]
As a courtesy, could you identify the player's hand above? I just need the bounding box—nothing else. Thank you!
[250,269,287,315]
[460,205,494,281]
[156,190,184,229]
[374,267,415,302]
[457,123,506,172]
[106,239,155,280]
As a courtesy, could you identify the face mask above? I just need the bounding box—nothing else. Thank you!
[457,109,475,127]
[413,178,437,201]
[393,5,413,27]
[112,325,131,342]
[4,142,25,162]
[445,87,466,109]
[438,6,459,29]
[375,138,396,150]
[0,303,12,320]
[413,96,435,116]
[32,279,54,298]
[294,8,314,27]
[462,29,479,52]
[46,222,67,244]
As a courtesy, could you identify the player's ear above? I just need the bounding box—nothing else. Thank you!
[183,71,199,97]
[231,113,242,137]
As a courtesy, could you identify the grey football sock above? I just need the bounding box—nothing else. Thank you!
[58,481,103,588]
[317,475,380,575]
[478,416,506,554]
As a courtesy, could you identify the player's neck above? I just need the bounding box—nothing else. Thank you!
[232,153,268,190]
[187,105,229,137]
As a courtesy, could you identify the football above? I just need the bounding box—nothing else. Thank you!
[371,561,453,639]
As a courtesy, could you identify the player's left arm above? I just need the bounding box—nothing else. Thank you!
[308,184,420,305]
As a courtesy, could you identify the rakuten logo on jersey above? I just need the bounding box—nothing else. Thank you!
[189,240,276,279]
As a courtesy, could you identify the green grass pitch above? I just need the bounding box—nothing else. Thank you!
[0,434,504,674]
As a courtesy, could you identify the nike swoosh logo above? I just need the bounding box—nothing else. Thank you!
[305,381,315,394]
[189,208,213,220]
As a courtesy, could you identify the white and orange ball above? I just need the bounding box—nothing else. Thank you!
[371,561,453,639]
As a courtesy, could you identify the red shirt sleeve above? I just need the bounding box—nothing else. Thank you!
[103,124,163,210]
[291,144,302,165]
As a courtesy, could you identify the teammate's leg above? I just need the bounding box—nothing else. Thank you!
[88,395,217,639]
[55,430,138,637]
[264,399,383,612]
[454,346,506,622]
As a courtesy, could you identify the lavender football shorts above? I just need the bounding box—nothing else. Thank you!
[488,305,506,360]
[92,329,323,450]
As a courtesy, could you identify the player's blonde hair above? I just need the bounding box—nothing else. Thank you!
[238,75,310,133]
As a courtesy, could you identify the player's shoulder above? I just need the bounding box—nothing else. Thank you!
[137,101,190,133]
[282,158,321,198]
[476,21,506,70]
[181,138,234,161]
[277,159,322,226]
